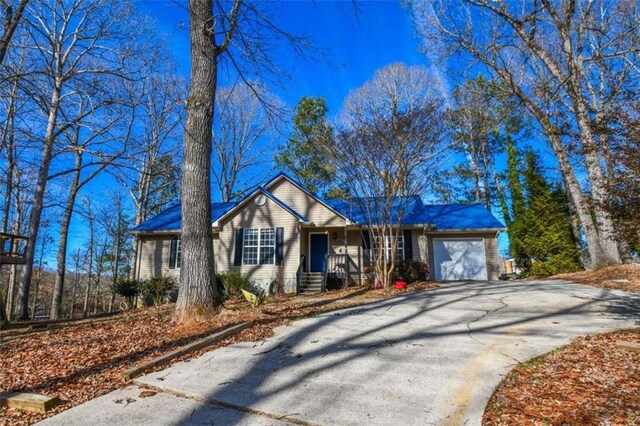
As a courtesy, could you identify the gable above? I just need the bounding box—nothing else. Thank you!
[266,177,346,227]
[217,189,305,229]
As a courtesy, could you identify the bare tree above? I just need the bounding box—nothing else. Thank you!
[413,0,639,267]
[30,215,51,318]
[448,76,521,208]
[315,63,449,287]
[14,0,152,319]
[113,72,183,282]
[212,83,279,202]
[176,0,241,321]
[0,0,29,65]
[178,0,317,320]
[48,89,137,320]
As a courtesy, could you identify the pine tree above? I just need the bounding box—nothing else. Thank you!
[275,97,336,194]
[523,151,582,276]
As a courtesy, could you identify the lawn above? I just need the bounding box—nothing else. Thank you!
[0,282,437,425]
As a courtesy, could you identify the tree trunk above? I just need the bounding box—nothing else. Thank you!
[30,274,40,320]
[0,0,30,66]
[175,0,223,321]
[570,93,621,265]
[109,233,121,312]
[93,243,106,315]
[546,131,605,268]
[6,265,16,320]
[50,152,82,319]
[83,213,94,318]
[16,85,61,319]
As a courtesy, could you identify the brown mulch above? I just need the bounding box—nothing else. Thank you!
[483,328,640,426]
[551,264,640,292]
[0,282,437,425]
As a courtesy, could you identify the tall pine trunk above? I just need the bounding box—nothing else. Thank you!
[175,0,222,321]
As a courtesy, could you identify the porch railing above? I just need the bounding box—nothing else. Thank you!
[295,255,305,293]
[0,233,28,265]
[322,254,359,291]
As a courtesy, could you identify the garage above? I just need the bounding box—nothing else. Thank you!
[432,238,488,281]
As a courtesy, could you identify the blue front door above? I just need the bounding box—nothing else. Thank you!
[309,234,328,272]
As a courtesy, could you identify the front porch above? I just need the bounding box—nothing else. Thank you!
[296,227,364,292]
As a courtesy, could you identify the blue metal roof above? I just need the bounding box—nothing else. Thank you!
[133,171,505,233]
[324,197,505,230]
[131,201,238,233]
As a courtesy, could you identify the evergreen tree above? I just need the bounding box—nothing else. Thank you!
[275,97,336,194]
[505,136,529,270]
[523,151,582,276]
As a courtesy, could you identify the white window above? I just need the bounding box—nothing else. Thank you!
[242,228,276,265]
[373,233,404,262]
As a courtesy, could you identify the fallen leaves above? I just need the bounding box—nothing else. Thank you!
[1,282,438,425]
[551,264,640,291]
[483,328,640,426]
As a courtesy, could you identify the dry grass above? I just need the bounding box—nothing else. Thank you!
[484,328,640,426]
[0,282,437,425]
[551,264,640,291]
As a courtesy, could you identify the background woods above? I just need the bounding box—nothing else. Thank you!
[0,0,638,322]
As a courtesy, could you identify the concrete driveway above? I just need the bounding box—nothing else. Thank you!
[40,280,639,426]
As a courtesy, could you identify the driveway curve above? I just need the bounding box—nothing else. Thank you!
[41,280,639,426]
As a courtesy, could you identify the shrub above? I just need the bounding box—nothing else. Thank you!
[114,279,140,309]
[394,260,429,283]
[217,271,251,297]
[363,265,376,287]
[530,256,582,277]
[141,276,177,306]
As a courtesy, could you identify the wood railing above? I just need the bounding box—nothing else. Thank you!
[0,233,28,265]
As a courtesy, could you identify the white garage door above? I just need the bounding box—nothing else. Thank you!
[433,238,488,281]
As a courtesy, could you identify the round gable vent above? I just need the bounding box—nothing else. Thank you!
[255,194,266,206]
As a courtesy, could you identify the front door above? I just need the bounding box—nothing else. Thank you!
[309,233,328,272]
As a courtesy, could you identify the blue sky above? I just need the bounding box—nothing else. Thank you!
[137,1,433,115]
[60,0,519,264]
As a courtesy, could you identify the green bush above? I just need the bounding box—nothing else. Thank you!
[362,261,430,286]
[141,276,176,306]
[217,271,251,297]
[530,256,582,277]
[394,260,429,283]
[114,279,140,309]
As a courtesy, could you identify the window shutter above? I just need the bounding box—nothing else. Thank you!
[275,227,284,264]
[169,236,178,269]
[362,230,371,266]
[403,230,413,261]
[234,228,244,266]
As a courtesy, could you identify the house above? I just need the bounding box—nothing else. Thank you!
[131,172,506,292]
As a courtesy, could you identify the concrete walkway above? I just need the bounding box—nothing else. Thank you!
[40,280,639,426]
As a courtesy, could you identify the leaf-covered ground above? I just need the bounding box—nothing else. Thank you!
[552,264,640,292]
[484,328,640,426]
[0,282,437,425]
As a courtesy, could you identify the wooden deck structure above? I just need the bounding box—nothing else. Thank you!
[0,232,28,265]
[0,232,28,322]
